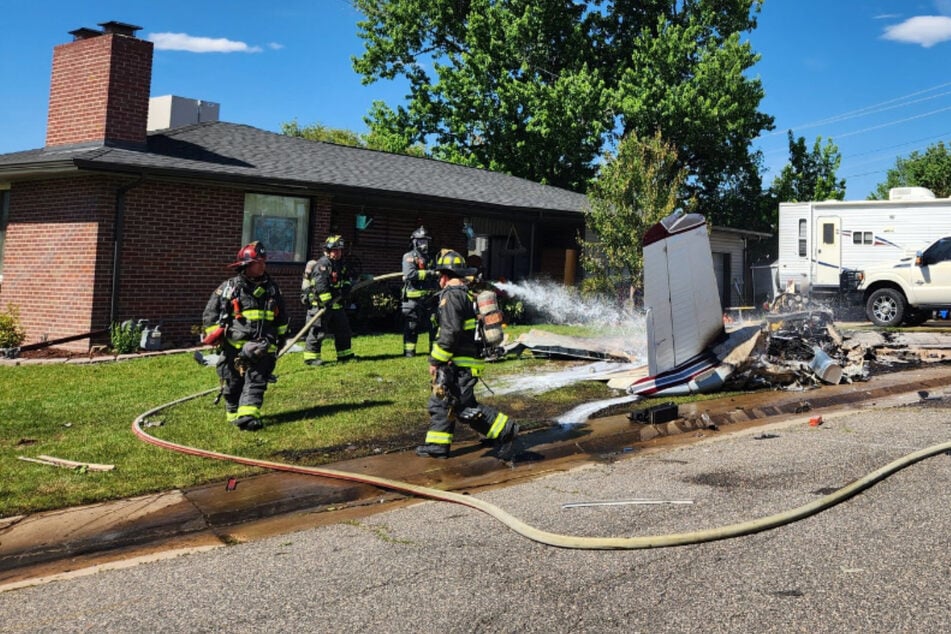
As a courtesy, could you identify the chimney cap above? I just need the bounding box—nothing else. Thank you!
[98,21,143,36]
[69,27,103,41]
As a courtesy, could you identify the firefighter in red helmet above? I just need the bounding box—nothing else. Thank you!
[201,241,288,431]
[416,250,519,461]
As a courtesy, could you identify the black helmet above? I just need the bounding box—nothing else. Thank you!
[434,250,476,278]
[411,226,431,254]
[324,235,345,252]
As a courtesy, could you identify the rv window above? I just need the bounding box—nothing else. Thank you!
[822,223,835,244]
[798,219,807,257]
[852,231,873,245]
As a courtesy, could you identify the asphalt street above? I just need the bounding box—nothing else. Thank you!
[1,403,949,633]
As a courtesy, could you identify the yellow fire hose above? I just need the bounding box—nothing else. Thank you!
[132,393,951,550]
[146,272,951,549]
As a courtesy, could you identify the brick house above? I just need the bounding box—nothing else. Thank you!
[0,22,587,352]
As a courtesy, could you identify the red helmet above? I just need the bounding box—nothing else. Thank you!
[229,241,267,268]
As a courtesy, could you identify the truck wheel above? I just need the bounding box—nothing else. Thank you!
[866,288,906,327]
[903,308,931,326]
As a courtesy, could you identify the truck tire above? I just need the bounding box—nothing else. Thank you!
[866,288,906,327]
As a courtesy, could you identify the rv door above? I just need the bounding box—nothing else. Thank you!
[813,216,841,287]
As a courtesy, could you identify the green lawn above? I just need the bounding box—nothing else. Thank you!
[0,326,616,518]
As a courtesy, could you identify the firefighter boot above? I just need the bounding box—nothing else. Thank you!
[493,422,520,462]
[232,415,263,432]
[415,444,450,459]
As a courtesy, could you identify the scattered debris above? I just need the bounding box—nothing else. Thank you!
[809,416,824,427]
[17,454,115,472]
[628,402,679,424]
[142,419,164,428]
[754,433,779,440]
[225,477,238,491]
[918,390,942,401]
[504,328,641,362]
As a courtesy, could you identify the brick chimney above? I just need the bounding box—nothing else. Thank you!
[45,21,153,148]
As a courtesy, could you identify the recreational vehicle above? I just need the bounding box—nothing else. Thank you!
[774,187,951,298]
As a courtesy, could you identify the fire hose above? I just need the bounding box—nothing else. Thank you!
[132,401,951,550]
[137,274,951,549]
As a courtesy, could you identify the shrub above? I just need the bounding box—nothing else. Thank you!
[110,320,143,354]
[0,304,27,349]
[350,285,401,332]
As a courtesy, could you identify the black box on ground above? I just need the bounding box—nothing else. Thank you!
[628,402,679,424]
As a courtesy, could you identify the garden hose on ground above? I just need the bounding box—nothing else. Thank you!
[132,390,951,550]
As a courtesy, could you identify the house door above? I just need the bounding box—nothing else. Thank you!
[814,216,841,287]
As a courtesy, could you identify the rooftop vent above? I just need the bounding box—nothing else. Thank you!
[148,96,220,131]
[888,187,936,201]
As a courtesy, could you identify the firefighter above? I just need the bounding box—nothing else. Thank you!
[400,226,439,357]
[301,235,354,365]
[416,250,520,460]
[201,241,288,431]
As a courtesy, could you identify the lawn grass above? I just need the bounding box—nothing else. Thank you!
[1,325,621,518]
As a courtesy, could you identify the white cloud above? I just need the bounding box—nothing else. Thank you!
[882,16,951,47]
[148,32,263,53]
[268,42,285,50]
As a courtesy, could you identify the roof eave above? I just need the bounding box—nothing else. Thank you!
[69,159,587,218]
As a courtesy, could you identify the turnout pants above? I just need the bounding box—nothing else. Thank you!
[303,307,353,361]
[217,346,276,422]
[402,297,436,354]
[424,364,512,449]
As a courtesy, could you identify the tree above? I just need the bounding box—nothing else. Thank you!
[580,130,692,300]
[870,141,951,199]
[609,2,773,222]
[352,0,773,216]
[281,118,427,156]
[769,131,846,203]
[281,120,366,147]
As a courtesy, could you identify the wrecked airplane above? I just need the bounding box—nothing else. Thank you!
[502,211,868,398]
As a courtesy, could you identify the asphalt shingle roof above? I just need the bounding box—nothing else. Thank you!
[0,121,588,214]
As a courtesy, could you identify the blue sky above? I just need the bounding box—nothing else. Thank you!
[2,0,951,201]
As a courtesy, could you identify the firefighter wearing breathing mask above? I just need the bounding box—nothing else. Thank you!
[416,250,520,461]
[401,226,439,357]
[301,235,354,365]
[201,241,288,431]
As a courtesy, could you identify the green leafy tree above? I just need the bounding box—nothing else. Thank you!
[281,118,427,157]
[770,131,846,203]
[870,141,951,199]
[352,0,773,211]
[610,3,773,222]
[580,130,692,300]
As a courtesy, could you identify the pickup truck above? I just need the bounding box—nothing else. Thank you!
[847,236,951,327]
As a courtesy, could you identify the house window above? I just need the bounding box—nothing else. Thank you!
[243,193,309,263]
[798,219,807,257]
[852,231,873,245]
[0,187,9,282]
